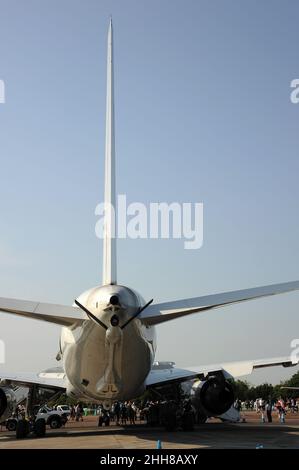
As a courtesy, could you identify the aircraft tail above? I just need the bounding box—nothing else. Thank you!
[102,18,117,285]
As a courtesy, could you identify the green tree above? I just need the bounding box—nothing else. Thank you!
[253,383,273,400]
[229,379,251,401]
[275,371,299,399]
[285,371,299,388]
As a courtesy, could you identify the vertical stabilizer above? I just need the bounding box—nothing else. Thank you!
[102,18,117,285]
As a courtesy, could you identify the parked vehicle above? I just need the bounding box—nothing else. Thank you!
[56,405,71,417]
[36,406,68,429]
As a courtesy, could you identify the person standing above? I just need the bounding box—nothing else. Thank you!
[277,398,286,423]
[114,401,120,425]
[266,400,272,423]
[75,402,83,422]
[70,405,76,421]
[128,402,136,425]
[260,399,266,422]
[120,402,128,425]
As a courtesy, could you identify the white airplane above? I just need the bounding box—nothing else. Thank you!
[1,19,299,426]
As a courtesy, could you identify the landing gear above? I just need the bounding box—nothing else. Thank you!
[160,399,195,432]
[196,411,207,424]
[164,414,177,431]
[16,417,46,439]
[98,411,110,427]
[15,384,47,439]
[16,420,30,439]
[34,418,46,437]
[181,410,194,431]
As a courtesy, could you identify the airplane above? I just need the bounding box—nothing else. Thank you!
[1,18,299,430]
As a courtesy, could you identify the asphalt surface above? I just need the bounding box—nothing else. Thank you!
[0,412,299,449]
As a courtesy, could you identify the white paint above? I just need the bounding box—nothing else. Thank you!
[103,18,117,285]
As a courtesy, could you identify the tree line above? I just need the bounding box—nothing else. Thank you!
[230,371,299,401]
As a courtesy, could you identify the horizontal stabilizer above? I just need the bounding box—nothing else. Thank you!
[0,297,87,326]
[140,280,299,326]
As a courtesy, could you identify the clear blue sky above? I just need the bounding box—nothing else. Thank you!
[0,0,299,384]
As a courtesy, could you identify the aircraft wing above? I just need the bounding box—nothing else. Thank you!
[146,355,299,387]
[0,371,66,390]
[140,281,299,326]
[0,297,87,326]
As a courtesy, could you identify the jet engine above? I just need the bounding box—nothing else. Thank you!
[0,387,18,422]
[191,375,234,421]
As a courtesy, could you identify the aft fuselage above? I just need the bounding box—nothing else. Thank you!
[60,285,156,403]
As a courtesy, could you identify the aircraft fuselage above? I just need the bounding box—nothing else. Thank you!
[60,285,156,403]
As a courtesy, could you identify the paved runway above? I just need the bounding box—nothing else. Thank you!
[1,413,299,449]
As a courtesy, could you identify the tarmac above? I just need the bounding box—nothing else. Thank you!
[0,412,299,449]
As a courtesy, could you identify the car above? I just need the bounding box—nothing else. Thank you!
[56,405,71,416]
[2,405,68,432]
[36,406,68,429]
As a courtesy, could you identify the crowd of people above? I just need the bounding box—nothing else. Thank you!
[234,397,298,423]
[69,403,84,422]
[7,392,299,430]
[95,399,193,428]
[68,400,179,427]
[49,396,299,427]
[100,401,139,426]
[67,401,143,425]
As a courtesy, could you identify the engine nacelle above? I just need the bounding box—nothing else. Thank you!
[0,387,18,422]
[191,375,234,418]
